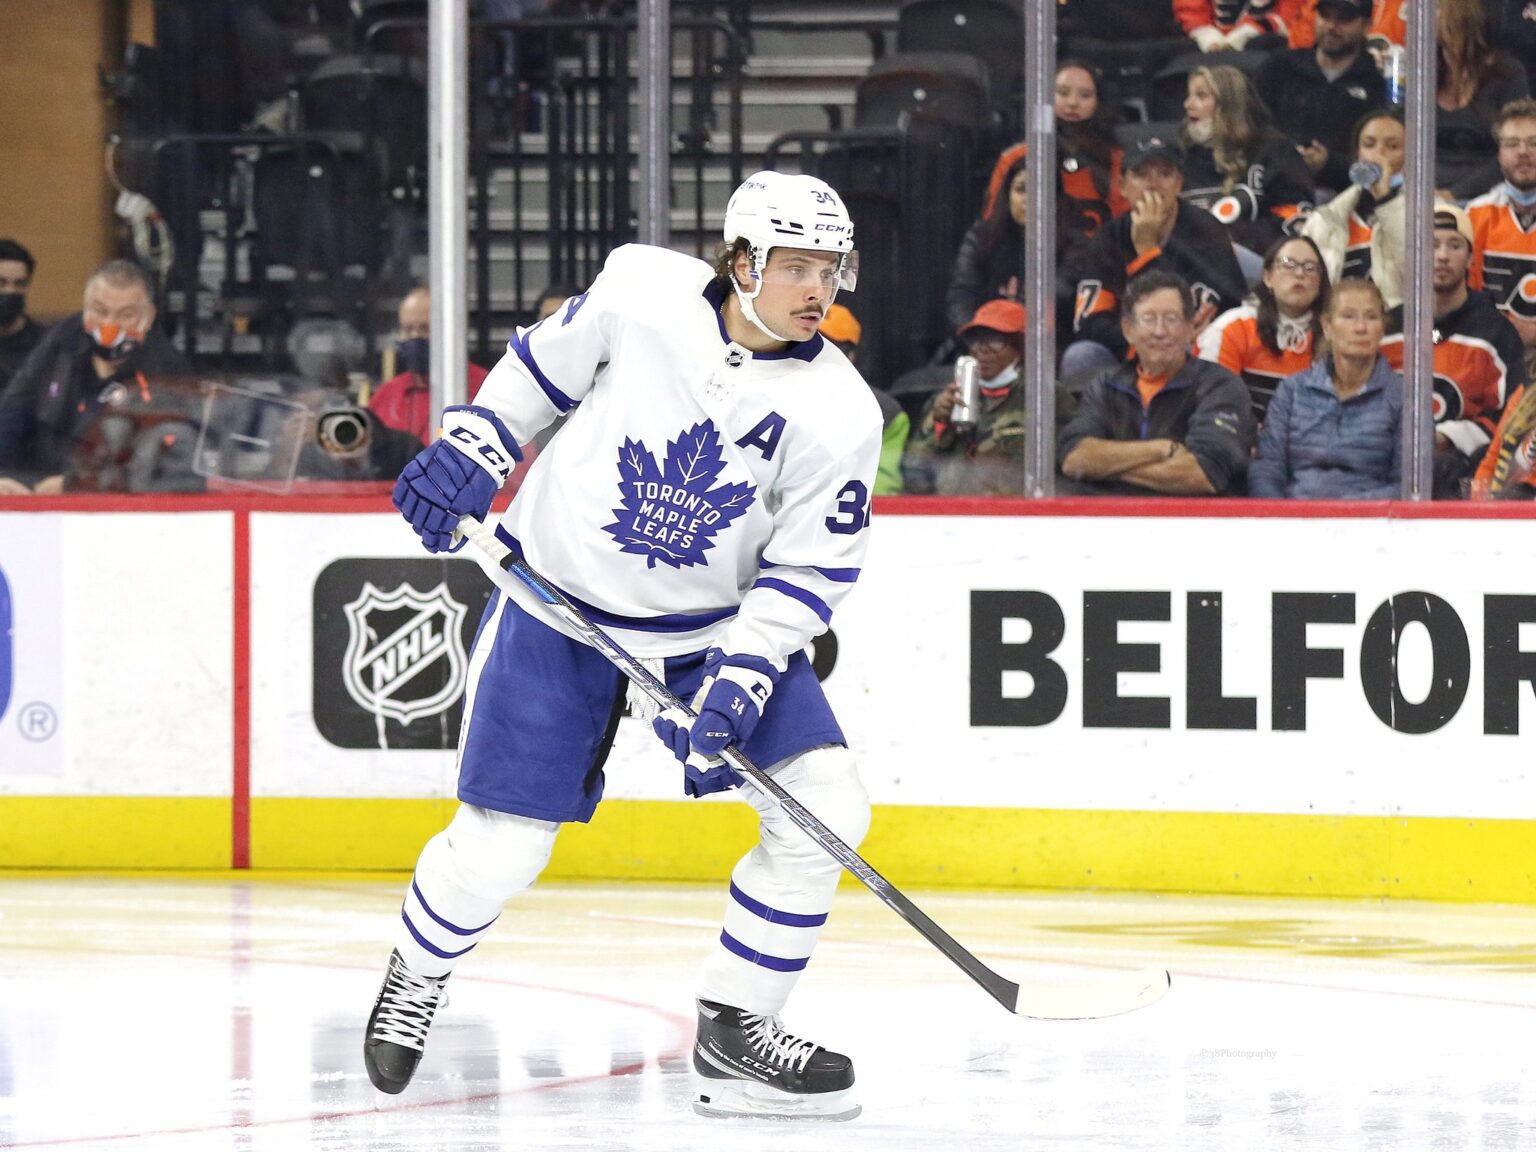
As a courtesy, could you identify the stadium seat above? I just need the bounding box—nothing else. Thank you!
[895,0,1023,100]
[854,51,993,133]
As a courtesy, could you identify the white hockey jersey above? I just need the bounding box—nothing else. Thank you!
[465,243,882,666]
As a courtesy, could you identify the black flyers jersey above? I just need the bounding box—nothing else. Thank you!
[1382,292,1527,455]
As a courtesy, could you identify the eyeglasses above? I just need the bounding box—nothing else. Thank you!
[1130,312,1189,331]
[1497,136,1536,151]
[1276,256,1321,276]
[965,332,1013,351]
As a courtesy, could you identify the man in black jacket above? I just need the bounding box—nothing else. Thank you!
[1255,0,1386,197]
[1061,134,1247,387]
[0,240,47,397]
[0,259,192,494]
[1060,270,1255,496]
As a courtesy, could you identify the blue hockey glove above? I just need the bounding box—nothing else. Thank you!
[392,406,521,552]
[653,705,740,796]
[651,650,779,797]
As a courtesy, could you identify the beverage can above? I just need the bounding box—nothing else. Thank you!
[951,355,980,430]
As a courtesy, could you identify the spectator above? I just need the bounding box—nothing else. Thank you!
[1302,108,1406,308]
[1061,133,1248,385]
[368,286,490,447]
[945,143,1027,338]
[1435,0,1529,202]
[1179,64,1316,262]
[1198,234,1332,420]
[1289,0,1404,49]
[1256,0,1387,196]
[1382,204,1527,496]
[1054,60,1130,236]
[903,300,1065,496]
[533,283,583,323]
[819,304,909,496]
[1059,269,1256,495]
[1057,0,1190,120]
[1467,98,1536,372]
[1176,0,1302,52]
[0,240,45,395]
[1249,277,1401,497]
[1470,378,1536,497]
[0,260,192,495]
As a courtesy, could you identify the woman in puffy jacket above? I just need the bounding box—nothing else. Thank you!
[1249,277,1402,498]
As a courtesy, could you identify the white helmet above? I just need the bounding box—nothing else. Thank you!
[722,170,858,342]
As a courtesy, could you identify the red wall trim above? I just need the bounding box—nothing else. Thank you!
[1,492,1531,519]
[231,508,251,870]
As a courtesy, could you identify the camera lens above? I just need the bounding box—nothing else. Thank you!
[317,409,370,455]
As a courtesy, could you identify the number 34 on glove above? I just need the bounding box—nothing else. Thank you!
[652,650,779,796]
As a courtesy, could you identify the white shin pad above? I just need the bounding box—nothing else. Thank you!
[395,803,558,978]
[698,745,871,1014]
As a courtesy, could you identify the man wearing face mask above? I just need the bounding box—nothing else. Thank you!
[368,286,489,447]
[902,300,1075,495]
[0,259,190,495]
[0,240,46,396]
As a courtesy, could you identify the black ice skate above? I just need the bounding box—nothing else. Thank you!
[692,998,859,1120]
[363,949,449,1094]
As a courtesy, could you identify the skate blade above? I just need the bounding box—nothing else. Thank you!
[693,1079,860,1122]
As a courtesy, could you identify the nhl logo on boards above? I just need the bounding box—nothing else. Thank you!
[312,558,490,749]
[342,582,468,725]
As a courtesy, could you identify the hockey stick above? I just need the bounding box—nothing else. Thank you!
[456,515,1169,1020]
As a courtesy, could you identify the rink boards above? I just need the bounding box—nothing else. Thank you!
[1,495,1534,900]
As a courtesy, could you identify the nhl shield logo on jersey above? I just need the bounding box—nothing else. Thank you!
[341,581,469,725]
[601,419,757,569]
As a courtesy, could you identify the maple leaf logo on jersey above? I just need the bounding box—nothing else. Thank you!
[601,419,757,569]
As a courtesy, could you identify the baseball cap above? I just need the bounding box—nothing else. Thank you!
[958,298,1027,337]
[1125,134,1183,171]
[1434,204,1474,247]
[1317,0,1372,19]
[819,303,862,345]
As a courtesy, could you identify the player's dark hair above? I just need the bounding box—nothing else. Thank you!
[1122,269,1193,321]
[0,239,36,277]
[712,237,754,286]
[1254,234,1329,356]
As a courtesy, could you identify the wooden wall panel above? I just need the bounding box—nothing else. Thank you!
[0,1,115,318]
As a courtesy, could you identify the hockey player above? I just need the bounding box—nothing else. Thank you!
[365,170,881,1122]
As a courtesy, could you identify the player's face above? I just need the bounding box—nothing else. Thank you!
[1054,66,1097,123]
[1322,284,1385,358]
[1496,117,1536,189]
[1183,75,1216,129]
[1263,241,1324,315]
[1008,170,1028,228]
[1432,230,1472,291]
[749,248,842,341]
[1123,287,1193,375]
[1356,116,1405,178]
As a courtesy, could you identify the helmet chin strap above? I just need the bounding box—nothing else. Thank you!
[732,273,799,344]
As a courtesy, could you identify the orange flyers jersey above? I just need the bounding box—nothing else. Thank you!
[1195,304,1316,419]
[1381,294,1526,454]
[1466,192,1536,316]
